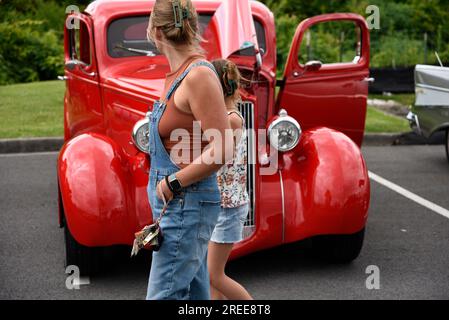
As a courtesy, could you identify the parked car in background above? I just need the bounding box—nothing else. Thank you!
[408,63,449,163]
[57,0,371,275]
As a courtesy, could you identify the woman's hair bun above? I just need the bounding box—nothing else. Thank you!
[148,0,201,46]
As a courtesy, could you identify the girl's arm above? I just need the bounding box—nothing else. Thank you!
[228,111,244,145]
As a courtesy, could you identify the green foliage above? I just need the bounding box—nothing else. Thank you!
[0,20,64,85]
[371,34,427,68]
[274,14,298,73]
[1,0,449,85]
[260,0,449,73]
[0,0,89,85]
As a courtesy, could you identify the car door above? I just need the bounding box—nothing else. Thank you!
[276,14,371,147]
[64,14,104,140]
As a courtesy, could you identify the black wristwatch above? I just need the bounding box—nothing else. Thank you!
[165,174,183,195]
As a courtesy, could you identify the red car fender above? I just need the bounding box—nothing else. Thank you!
[281,127,370,243]
[57,133,136,247]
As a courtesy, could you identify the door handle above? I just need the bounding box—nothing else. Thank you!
[80,69,96,77]
[363,77,375,83]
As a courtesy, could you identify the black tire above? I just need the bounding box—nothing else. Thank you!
[446,130,449,162]
[64,224,102,276]
[310,228,365,264]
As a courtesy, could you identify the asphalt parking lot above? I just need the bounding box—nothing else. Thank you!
[0,145,448,300]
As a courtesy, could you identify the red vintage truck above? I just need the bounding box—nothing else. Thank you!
[58,0,371,274]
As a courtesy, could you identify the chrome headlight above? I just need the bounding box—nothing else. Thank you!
[132,112,151,154]
[268,109,302,152]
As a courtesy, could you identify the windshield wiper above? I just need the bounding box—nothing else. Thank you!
[114,44,156,57]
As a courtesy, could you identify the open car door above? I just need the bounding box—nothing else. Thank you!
[276,14,371,147]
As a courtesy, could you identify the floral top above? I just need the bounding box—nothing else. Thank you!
[217,110,249,208]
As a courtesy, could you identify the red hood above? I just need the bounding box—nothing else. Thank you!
[102,58,170,101]
[203,0,259,59]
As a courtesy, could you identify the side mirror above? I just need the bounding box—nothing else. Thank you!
[65,60,95,77]
[304,60,323,72]
[65,60,79,71]
[65,59,89,71]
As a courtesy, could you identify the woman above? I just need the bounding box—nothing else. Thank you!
[208,59,253,300]
[145,0,233,300]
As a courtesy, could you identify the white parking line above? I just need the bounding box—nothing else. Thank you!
[0,151,59,157]
[369,171,449,220]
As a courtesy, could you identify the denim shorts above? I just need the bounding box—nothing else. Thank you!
[210,203,249,244]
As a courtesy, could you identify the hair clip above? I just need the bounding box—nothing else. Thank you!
[172,0,190,29]
[182,7,191,19]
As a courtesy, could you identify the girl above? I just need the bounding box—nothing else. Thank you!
[145,0,233,300]
[208,59,253,300]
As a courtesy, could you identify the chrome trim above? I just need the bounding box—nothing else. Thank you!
[416,83,449,94]
[65,60,96,77]
[279,170,285,243]
[406,111,416,123]
[363,77,375,83]
[304,60,323,71]
[268,109,302,152]
[255,51,263,70]
[237,101,256,236]
[131,112,151,154]
[407,111,422,135]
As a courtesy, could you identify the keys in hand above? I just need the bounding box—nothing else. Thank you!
[130,190,169,257]
[130,223,161,257]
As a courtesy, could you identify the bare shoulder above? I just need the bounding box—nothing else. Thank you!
[229,112,243,130]
[185,64,221,91]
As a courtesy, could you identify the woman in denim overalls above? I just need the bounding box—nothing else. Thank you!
[145,0,233,300]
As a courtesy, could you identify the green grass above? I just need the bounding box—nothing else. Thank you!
[369,93,415,107]
[0,81,410,139]
[0,81,64,138]
[365,106,410,133]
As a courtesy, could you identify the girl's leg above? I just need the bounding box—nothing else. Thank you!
[207,241,253,300]
[210,285,228,300]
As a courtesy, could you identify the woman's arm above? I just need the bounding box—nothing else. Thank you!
[158,66,234,200]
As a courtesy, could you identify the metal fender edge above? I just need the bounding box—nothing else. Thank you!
[280,127,370,243]
[57,133,134,247]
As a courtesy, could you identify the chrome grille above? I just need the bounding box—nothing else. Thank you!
[237,101,256,238]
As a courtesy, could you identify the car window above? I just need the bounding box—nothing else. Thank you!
[254,18,266,55]
[108,14,212,58]
[298,20,362,66]
[107,14,267,58]
[69,19,91,65]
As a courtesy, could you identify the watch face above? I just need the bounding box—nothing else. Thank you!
[169,176,182,192]
[172,180,182,192]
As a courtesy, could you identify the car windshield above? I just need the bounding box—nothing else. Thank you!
[108,14,212,58]
[107,14,266,58]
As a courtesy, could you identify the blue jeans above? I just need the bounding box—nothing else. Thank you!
[146,170,220,300]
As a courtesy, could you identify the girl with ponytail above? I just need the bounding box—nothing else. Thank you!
[208,59,253,300]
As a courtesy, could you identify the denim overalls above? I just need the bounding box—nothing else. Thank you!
[146,61,221,300]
